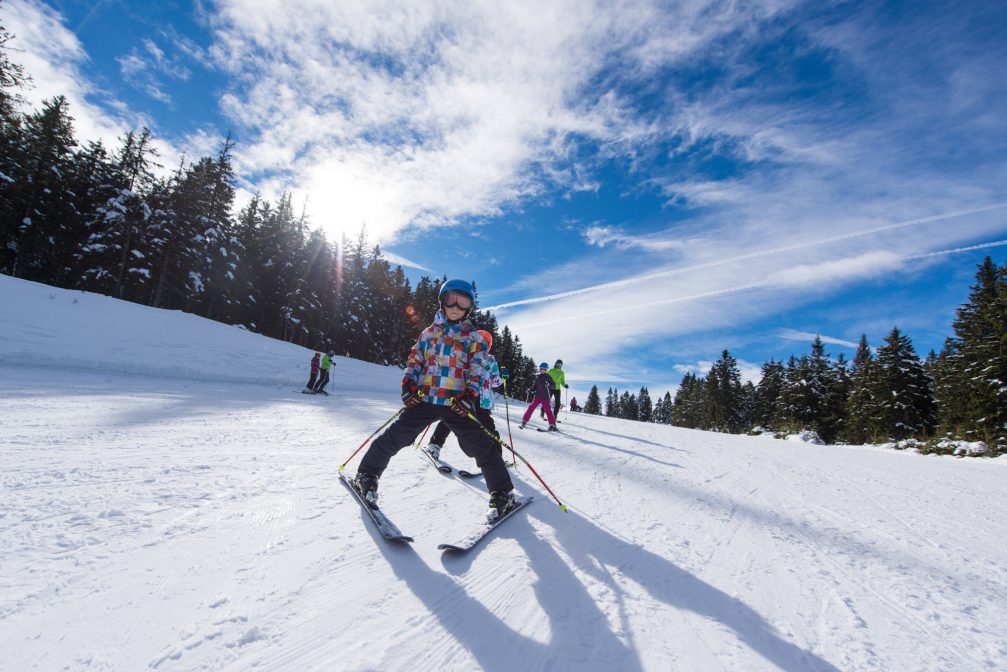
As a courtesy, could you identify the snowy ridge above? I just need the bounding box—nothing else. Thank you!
[0,275,402,392]
[2,274,1007,671]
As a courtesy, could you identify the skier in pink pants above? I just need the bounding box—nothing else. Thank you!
[521,362,558,431]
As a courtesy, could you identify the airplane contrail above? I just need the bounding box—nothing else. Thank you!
[511,239,1007,329]
[485,202,1007,311]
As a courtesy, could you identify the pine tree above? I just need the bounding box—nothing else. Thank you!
[703,350,744,432]
[671,373,705,428]
[0,10,30,122]
[638,387,653,422]
[654,391,674,424]
[871,327,937,440]
[851,334,872,378]
[933,257,1007,444]
[620,391,639,420]
[753,358,785,430]
[2,96,77,280]
[605,387,618,417]
[845,339,881,443]
[584,385,602,415]
[820,353,851,443]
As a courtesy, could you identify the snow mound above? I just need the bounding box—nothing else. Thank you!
[785,430,824,444]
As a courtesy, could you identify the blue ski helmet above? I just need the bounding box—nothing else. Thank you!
[539,362,549,370]
[439,278,475,301]
[438,279,476,317]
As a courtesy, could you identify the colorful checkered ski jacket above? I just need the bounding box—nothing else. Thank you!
[403,312,489,406]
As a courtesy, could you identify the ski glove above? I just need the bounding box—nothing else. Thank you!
[451,389,478,417]
[500,366,509,379]
[401,382,422,408]
[564,384,569,388]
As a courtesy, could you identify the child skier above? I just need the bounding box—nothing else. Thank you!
[424,330,504,461]
[314,352,334,395]
[304,352,321,393]
[352,280,516,521]
[522,362,558,430]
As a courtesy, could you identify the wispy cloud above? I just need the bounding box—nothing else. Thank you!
[379,250,433,273]
[486,204,1007,311]
[582,225,693,252]
[4,1,192,173]
[778,329,861,351]
[116,38,192,105]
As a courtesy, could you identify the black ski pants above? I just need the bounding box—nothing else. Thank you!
[313,369,330,392]
[428,410,501,453]
[360,402,513,493]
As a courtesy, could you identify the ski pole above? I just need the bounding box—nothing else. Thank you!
[452,399,568,511]
[413,423,432,451]
[338,407,405,470]
[501,379,517,466]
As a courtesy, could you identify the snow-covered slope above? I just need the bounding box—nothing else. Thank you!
[2,275,1006,671]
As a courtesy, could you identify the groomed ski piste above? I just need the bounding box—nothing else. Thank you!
[2,274,1006,672]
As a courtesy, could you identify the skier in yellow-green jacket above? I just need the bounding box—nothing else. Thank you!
[313,352,334,395]
[544,360,568,421]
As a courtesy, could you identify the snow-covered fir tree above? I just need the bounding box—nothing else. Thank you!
[871,327,937,440]
[703,350,744,433]
[638,387,653,422]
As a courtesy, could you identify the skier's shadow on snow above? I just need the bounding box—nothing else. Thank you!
[533,506,841,672]
[372,511,645,672]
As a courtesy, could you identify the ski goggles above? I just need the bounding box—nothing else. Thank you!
[440,290,472,309]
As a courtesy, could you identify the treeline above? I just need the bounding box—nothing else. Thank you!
[0,40,547,395]
[579,257,1007,453]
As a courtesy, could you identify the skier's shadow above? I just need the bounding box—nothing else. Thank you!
[528,505,842,672]
[373,513,645,672]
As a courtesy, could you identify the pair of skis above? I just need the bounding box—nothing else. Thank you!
[337,471,532,553]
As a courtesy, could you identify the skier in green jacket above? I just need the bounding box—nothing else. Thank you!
[544,360,568,420]
[314,352,334,395]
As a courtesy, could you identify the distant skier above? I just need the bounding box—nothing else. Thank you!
[522,362,558,431]
[313,352,334,395]
[304,352,321,393]
[544,359,568,421]
[570,397,580,412]
[424,329,504,461]
[351,279,516,521]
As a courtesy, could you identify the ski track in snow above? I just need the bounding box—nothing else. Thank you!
[2,275,1007,671]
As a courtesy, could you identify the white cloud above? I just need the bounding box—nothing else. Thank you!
[778,329,861,350]
[190,0,809,244]
[4,1,189,175]
[4,0,126,144]
[379,250,433,273]
[583,225,692,252]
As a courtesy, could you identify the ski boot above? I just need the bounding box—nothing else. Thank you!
[519,421,527,429]
[487,490,516,522]
[547,424,559,432]
[424,443,442,461]
[352,472,379,506]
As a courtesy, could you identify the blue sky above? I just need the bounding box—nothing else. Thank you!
[6,0,1007,403]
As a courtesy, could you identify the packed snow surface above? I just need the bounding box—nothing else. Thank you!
[2,275,1006,671]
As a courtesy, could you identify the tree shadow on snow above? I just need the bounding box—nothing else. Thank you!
[561,423,687,452]
[547,431,684,470]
